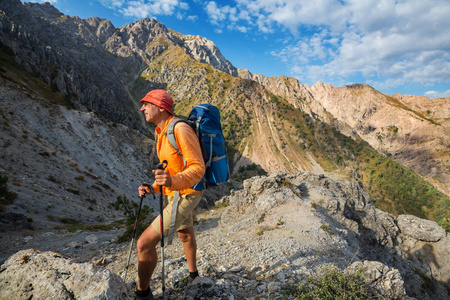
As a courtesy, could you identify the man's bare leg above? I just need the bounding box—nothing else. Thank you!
[136,225,161,291]
[177,226,197,273]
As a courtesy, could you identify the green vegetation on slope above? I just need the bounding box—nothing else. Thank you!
[364,156,450,231]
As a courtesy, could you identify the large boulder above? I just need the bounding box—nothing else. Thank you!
[0,249,130,300]
[397,214,446,242]
[345,260,408,299]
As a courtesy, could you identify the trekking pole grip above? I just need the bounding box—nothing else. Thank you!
[157,160,168,171]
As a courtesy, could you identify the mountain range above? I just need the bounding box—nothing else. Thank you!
[0,0,449,298]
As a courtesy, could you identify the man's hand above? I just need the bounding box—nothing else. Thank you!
[138,184,151,197]
[153,169,172,187]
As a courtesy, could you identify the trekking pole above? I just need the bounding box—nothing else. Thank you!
[123,193,145,281]
[157,160,168,300]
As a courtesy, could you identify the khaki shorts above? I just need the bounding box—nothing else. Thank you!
[151,192,203,236]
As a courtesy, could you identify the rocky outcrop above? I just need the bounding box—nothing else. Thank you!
[84,17,116,44]
[0,249,129,299]
[398,214,446,242]
[105,18,181,61]
[345,260,407,299]
[216,172,449,299]
[183,35,238,77]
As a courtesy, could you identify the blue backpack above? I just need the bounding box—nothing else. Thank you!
[166,104,230,190]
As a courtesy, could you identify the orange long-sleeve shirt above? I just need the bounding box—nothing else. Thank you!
[152,116,205,197]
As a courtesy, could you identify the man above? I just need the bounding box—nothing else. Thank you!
[135,89,205,300]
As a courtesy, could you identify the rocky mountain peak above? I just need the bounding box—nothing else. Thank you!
[183,34,238,76]
[22,0,63,18]
[120,17,171,40]
[311,80,332,91]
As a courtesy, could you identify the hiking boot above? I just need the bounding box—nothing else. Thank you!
[173,272,200,290]
[133,288,155,300]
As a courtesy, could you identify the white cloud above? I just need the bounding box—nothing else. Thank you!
[424,90,450,99]
[205,2,240,26]
[100,0,189,19]
[230,0,350,35]
[205,1,228,25]
[186,15,198,22]
[121,0,185,17]
[99,0,125,9]
[267,0,450,91]
[179,1,189,10]
[205,1,254,33]
[235,25,248,33]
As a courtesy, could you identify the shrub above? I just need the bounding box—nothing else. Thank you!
[66,188,80,195]
[60,217,78,224]
[257,212,266,224]
[116,198,154,243]
[115,194,132,212]
[62,222,117,232]
[0,174,17,205]
[234,163,268,182]
[281,266,376,299]
[212,199,230,209]
[320,224,333,236]
[438,219,450,232]
[48,175,62,184]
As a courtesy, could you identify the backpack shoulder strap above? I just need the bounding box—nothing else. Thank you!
[166,118,186,157]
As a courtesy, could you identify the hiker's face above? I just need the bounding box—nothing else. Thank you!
[141,102,160,123]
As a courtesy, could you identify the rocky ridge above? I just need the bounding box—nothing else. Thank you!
[1,172,449,299]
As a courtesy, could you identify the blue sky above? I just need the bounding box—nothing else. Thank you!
[26,0,450,98]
